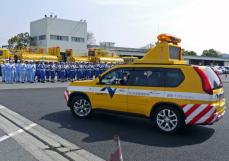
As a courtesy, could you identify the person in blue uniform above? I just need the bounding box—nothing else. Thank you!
[4,60,10,83]
[1,61,6,82]
[26,61,31,82]
[45,62,50,82]
[60,62,66,82]
[50,62,56,83]
[31,62,36,83]
[35,62,40,82]
[15,61,21,82]
[78,63,84,80]
[69,62,75,82]
[56,62,61,81]
[94,63,100,78]
[19,61,27,83]
[10,61,16,83]
[40,62,46,83]
[65,63,70,81]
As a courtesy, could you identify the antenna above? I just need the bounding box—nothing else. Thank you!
[49,12,54,18]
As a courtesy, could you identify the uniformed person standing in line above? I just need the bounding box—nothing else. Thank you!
[9,60,16,83]
[26,61,32,82]
[4,60,10,83]
[31,61,36,83]
[50,62,56,83]
[78,63,83,80]
[56,62,61,81]
[74,63,79,80]
[45,62,50,82]
[19,61,25,83]
[40,62,46,83]
[60,62,66,82]
[1,61,6,82]
[35,62,41,82]
[15,61,21,82]
[65,63,70,81]
[69,62,75,82]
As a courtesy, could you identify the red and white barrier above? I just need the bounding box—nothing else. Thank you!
[109,136,123,161]
[182,104,216,125]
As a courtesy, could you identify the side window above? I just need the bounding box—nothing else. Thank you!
[0,50,3,57]
[101,68,132,85]
[129,68,163,87]
[165,69,184,87]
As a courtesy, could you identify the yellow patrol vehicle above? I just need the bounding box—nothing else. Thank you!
[88,48,124,63]
[64,34,226,133]
[0,48,11,64]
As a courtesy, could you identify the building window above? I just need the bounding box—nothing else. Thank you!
[31,36,38,45]
[39,35,46,40]
[50,35,69,41]
[31,36,38,41]
[71,37,85,43]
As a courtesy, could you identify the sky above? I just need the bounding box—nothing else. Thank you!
[0,0,229,55]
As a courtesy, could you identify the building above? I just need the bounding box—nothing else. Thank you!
[30,15,87,55]
[88,44,229,66]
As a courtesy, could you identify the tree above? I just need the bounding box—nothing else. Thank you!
[87,32,96,45]
[8,32,31,50]
[201,49,221,57]
[182,49,197,56]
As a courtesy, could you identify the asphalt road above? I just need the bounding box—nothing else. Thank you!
[0,85,229,161]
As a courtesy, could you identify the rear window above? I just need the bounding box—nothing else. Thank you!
[202,67,222,89]
[165,68,184,87]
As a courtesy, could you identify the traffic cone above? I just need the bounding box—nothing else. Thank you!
[109,136,123,161]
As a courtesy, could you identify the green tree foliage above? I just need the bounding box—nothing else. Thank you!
[182,49,197,56]
[202,49,221,57]
[8,32,31,50]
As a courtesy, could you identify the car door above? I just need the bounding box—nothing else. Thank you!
[127,67,165,116]
[92,68,132,112]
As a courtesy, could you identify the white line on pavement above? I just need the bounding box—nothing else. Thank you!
[0,104,105,161]
[0,123,37,143]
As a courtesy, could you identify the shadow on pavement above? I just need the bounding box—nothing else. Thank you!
[41,110,215,148]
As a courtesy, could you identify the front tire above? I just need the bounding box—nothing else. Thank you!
[70,95,92,118]
[152,106,184,134]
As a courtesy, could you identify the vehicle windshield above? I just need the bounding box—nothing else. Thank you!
[202,67,222,90]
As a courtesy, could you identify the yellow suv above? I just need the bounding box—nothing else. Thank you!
[64,34,226,133]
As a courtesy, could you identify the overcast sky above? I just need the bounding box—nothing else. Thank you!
[0,0,228,54]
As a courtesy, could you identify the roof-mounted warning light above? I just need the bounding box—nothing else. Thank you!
[133,33,187,65]
[157,34,181,45]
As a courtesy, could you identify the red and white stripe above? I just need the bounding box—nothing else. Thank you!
[182,104,216,125]
[109,136,123,161]
[64,90,70,103]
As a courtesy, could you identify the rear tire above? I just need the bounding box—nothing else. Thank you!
[70,95,92,118]
[152,106,184,134]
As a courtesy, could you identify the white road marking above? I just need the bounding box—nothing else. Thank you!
[0,105,105,161]
[0,123,37,142]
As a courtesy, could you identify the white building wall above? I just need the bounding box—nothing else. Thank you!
[30,17,87,55]
[30,19,48,49]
